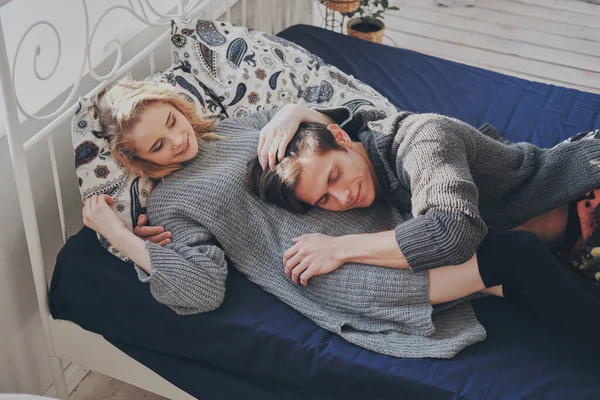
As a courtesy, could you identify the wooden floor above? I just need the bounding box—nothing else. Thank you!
[386,0,600,93]
[355,0,600,93]
[70,372,165,400]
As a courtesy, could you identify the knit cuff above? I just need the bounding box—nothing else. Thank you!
[308,105,353,128]
[133,241,162,283]
[395,217,446,272]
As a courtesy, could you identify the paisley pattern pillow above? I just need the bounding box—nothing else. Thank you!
[170,18,398,119]
[71,66,213,262]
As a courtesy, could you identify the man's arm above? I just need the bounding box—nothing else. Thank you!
[337,230,409,269]
[390,113,488,271]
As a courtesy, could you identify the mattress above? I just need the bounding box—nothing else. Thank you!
[50,25,600,400]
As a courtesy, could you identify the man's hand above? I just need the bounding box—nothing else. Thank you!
[133,214,172,246]
[283,233,345,286]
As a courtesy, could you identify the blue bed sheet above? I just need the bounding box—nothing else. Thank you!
[50,25,600,400]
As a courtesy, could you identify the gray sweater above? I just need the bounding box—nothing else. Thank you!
[356,111,600,271]
[139,108,487,359]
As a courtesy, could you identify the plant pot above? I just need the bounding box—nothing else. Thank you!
[324,0,361,13]
[347,17,385,44]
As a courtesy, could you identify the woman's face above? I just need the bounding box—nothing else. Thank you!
[130,102,198,165]
[293,145,377,212]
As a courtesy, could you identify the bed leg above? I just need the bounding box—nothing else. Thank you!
[50,356,70,400]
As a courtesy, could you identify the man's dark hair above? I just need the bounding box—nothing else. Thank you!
[245,122,345,213]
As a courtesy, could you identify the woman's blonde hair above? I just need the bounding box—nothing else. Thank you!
[94,76,219,179]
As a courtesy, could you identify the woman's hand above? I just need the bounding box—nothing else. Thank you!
[258,104,306,170]
[283,233,345,286]
[134,214,172,246]
[82,195,127,240]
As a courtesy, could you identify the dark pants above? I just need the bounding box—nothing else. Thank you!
[476,230,600,337]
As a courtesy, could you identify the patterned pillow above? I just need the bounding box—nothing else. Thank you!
[169,18,398,119]
[71,66,215,262]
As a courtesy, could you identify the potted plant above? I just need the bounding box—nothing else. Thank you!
[344,0,399,44]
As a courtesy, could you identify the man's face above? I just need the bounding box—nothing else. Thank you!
[293,131,377,212]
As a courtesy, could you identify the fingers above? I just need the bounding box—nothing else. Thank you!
[137,214,148,227]
[284,253,302,279]
[157,238,171,247]
[258,129,268,170]
[259,127,289,170]
[267,135,281,170]
[283,245,299,270]
[290,262,309,285]
[82,197,92,225]
[102,194,113,204]
[148,231,172,244]
[277,135,291,166]
[259,126,274,170]
[299,269,314,287]
[96,194,107,207]
[134,225,164,236]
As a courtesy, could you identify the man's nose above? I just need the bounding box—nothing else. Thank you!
[332,186,352,205]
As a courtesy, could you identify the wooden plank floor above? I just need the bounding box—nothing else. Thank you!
[384,0,600,93]
[70,372,166,400]
[370,0,600,93]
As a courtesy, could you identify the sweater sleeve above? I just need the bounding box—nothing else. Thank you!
[135,216,228,315]
[386,113,488,271]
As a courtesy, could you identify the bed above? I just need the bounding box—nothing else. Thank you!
[47,23,600,400]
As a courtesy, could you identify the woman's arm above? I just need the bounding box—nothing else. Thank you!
[83,195,228,315]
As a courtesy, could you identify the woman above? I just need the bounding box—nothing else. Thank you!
[246,116,600,337]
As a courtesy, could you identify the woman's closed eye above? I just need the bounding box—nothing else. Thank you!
[152,140,163,153]
[169,117,176,129]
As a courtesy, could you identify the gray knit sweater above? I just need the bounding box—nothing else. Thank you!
[357,111,600,271]
[139,108,486,359]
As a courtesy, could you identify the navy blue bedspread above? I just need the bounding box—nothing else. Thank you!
[50,25,600,400]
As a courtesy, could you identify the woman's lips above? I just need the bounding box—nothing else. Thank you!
[178,136,190,156]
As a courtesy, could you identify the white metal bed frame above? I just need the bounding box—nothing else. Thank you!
[0,1,301,398]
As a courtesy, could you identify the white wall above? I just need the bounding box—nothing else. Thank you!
[0,0,311,395]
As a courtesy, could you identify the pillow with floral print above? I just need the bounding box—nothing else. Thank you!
[169,18,398,120]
